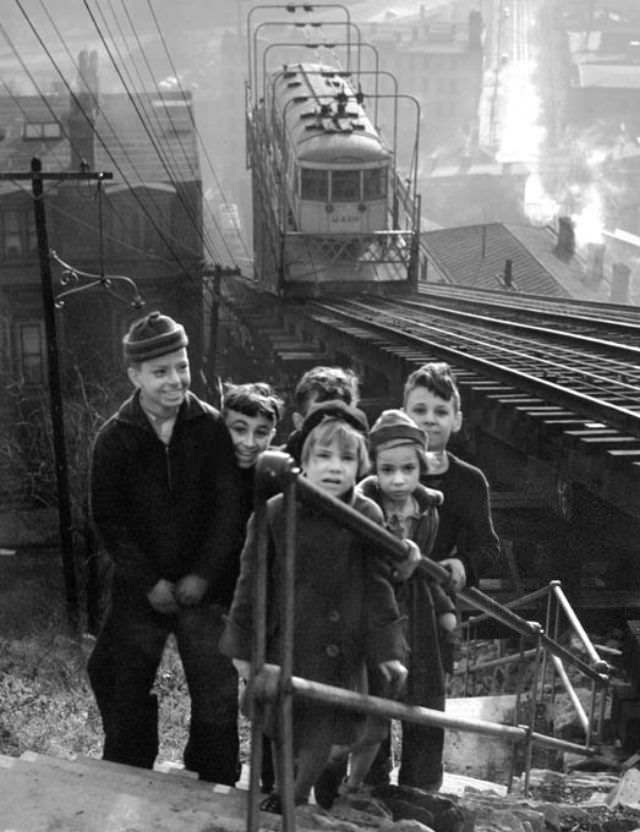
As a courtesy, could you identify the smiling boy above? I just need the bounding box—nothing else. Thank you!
[88,311,246,785]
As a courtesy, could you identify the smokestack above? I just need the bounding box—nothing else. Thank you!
[503,258,513,288]
[69,49,98,171]
[610,261,631,303]
[468,10,483,52]
[585,242,605,286]
[556,216,576,258]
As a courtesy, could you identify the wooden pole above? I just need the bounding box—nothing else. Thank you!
[1,159,113,633]
[31,157,79,633]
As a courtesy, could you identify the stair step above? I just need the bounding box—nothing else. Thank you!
[0,752,250,832]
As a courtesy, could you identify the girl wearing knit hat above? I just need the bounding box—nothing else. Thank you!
[340,409,458,799]
[220,400,408,812]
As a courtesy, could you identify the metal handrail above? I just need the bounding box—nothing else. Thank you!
[244,451,608,831]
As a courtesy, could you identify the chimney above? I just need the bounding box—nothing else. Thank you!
[556,216,576,258]
[610,261,631,303]
[69,49,98,171]
[585,242,605,286]
[468,10,483,51]
[503,258,513,288]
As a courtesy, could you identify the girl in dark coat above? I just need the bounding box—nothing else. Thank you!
[343,409,455,796]
[220,401,408,810]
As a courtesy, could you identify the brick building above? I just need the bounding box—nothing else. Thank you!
[0,52,205,514]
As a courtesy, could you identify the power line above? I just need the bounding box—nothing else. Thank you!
[109,0,234,264]
[144,0,252,263]
[82,0,221,267]
[13,0,203,285]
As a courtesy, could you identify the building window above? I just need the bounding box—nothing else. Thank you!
[23,122,62,140]
[0,209,37,260]
[18,321,46,386]
[1,211,23,259]
[26,211,37,255]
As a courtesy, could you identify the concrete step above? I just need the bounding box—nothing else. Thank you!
[0,752,252,832]
[0,750,507,831]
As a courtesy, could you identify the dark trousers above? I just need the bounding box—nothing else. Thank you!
[88,592,240,785]
[365,710,445,791]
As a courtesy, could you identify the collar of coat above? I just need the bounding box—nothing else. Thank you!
[114,389,215,430]
[358,476,443,512]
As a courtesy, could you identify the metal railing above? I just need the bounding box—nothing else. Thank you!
[458,580,611,786]
[242,451,611,832]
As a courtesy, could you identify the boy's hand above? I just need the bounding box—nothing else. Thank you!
[377,659,408,695]
[393,539,422,582]
[175,574,208,606]
[232,658,251,681]
[440,557,466,591]
[147,579,179,614]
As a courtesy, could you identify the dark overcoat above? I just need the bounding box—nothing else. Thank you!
[90,390,245,605]
[357,477,447,706]
[220,489,406,747]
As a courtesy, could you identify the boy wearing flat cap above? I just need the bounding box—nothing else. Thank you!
[88,311,245,784]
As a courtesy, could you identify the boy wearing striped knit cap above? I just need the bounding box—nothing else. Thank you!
[88,311,246,785]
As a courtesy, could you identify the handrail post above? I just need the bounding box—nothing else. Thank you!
[523,625,544,793]
[279,474,298,829]
[247,499,269,832]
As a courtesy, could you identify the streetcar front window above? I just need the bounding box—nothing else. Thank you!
[363,168,387,200]
[300,168,329,201]
[331,170,360,202]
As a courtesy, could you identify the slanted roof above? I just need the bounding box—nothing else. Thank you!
[420,222,608,299]
[0,88,199,190]
[0,93,70,186]
[95,90,199,186]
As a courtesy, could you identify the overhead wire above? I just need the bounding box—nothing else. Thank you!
[143,0,253,264]
[91,0,229,268]
[81,0,222,269]
[13,0,206,287]
[9,0,243,345]
[109,0,235,265]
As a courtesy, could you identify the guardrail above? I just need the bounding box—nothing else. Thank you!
[243,451,610,832]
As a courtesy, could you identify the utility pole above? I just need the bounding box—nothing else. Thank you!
[203,263,241,399]
[0,158,113,634]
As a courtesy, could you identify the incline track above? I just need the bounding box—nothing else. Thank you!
[417,283,640,337]
[302,295,640,438]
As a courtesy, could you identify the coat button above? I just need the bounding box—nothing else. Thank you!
[327,609,341,623]
[326,643,340,658]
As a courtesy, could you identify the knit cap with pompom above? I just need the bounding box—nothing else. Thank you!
[369,409,428,457]
[122,311,188,363]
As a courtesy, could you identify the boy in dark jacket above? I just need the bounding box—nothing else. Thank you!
[397,361,500,791]
[87,311,245,784]
[282,366,360,462]
[222,380,283,793]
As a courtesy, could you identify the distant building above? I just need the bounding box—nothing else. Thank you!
[419,159,529,228]
[565,11,640,136]
[419,220,614,301]
[0,50,205,418]
[357,4,484,162]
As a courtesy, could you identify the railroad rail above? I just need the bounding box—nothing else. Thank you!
[222,278,640,537]
[302,295,640,438]
[418,283,640,332]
